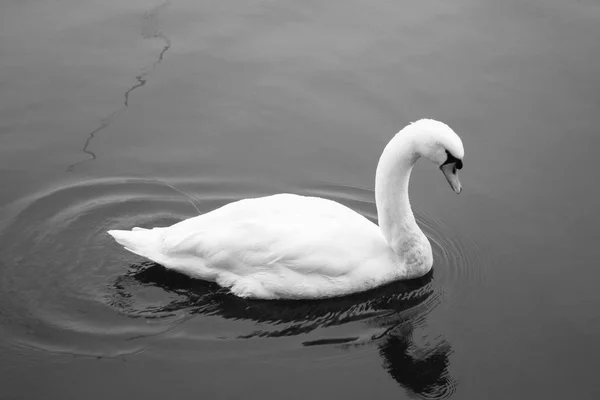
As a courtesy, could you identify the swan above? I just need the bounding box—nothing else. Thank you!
[108,119,464,299]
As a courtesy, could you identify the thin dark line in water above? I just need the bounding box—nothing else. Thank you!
[157,37,170,62]
[66,111,119,171]
[123,75,147,107]
[67,2,171,172]
[124,29,172,107]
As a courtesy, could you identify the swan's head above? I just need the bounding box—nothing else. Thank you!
[409,119,465,194]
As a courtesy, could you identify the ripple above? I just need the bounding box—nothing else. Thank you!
[0,175,310,355]
[0,176,481,398]
[0,177,201,356]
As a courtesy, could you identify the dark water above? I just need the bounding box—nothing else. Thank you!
[1,0,599,399]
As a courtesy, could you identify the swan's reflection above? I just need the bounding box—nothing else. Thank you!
[111,262,456,399]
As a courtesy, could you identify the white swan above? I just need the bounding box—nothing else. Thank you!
[108,119,464,299]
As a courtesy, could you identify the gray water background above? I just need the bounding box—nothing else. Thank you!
[1,1,599,399]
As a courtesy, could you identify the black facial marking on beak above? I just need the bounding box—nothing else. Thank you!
[442,150,463,170]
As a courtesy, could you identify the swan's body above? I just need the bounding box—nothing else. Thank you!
[109,119,465,299]
[110,194,425,299]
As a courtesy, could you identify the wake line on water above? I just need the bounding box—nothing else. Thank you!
[67,2,172,172]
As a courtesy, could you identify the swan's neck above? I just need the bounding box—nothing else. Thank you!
[375,131,431,271]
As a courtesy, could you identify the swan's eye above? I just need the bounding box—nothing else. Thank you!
[443,150,463,170]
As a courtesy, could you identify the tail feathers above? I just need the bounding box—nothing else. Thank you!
[107,228,164,263]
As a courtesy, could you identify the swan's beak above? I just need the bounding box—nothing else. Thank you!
[441,163,462,194]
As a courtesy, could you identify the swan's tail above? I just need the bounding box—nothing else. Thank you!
[107,227,165,264]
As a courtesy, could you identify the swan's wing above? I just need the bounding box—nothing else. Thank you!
[158,194,384,279]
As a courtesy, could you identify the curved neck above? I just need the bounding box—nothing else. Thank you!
[375,132,422,253]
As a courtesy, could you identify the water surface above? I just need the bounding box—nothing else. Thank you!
[1,0,599,399]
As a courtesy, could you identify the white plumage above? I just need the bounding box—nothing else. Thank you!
[109,119,465,299]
